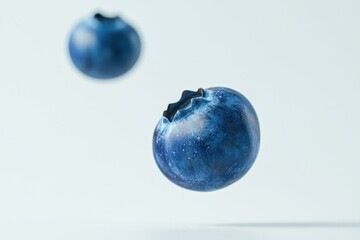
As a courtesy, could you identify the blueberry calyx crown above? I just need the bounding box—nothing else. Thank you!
[94,13,121,22]
[163,88,204,122]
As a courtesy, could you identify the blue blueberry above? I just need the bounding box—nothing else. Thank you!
[153,87,260,191]
[68,13,141,79]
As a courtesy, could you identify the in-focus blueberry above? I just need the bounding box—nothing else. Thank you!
[153,87,260,191]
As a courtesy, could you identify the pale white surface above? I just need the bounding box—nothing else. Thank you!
[1,223,360,240]
[0,0,359,230]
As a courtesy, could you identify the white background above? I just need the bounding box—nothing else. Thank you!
[0,0,359,231]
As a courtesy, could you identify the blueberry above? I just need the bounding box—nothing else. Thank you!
[153,87,260,191]
[68,13,141,79]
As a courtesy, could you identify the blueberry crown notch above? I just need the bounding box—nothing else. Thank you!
[94,13,120,22]
[163,88,205,122]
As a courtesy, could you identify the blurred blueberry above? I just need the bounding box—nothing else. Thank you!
[153,87,260,191]
[68,13,141,79]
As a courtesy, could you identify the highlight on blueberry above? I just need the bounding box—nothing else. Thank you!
[68,12,141,79]
[152,87,260,191]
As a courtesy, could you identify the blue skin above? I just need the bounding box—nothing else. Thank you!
[153,87,260,191]
[68,13,141,79]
